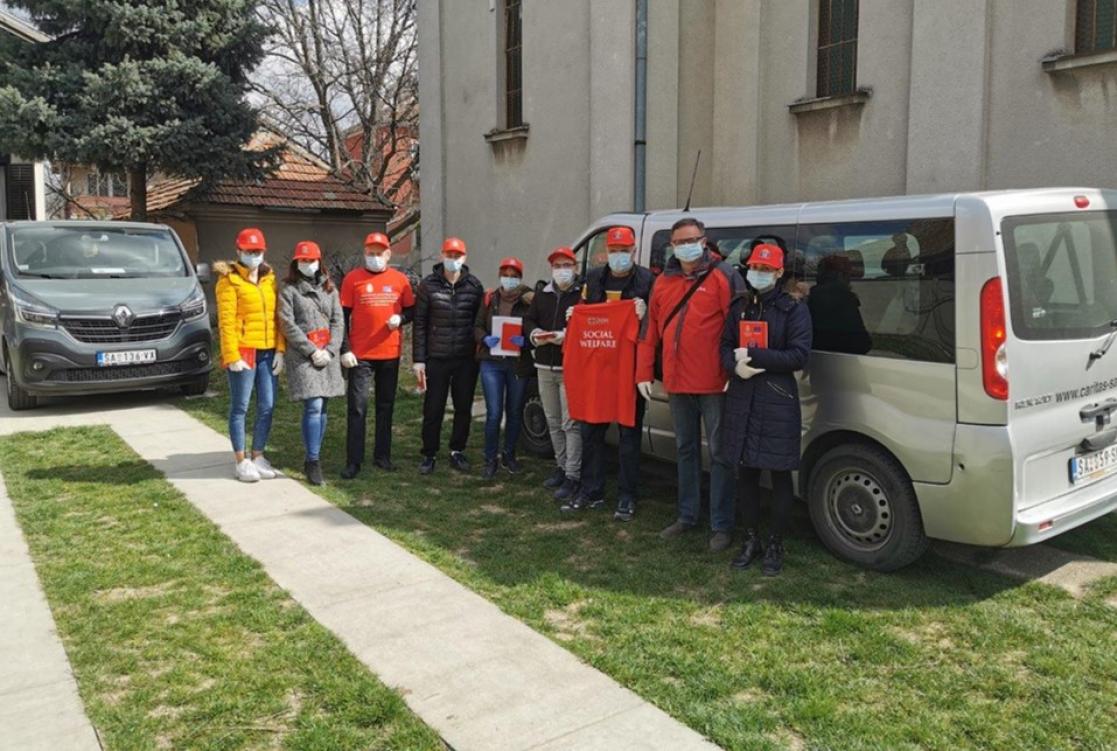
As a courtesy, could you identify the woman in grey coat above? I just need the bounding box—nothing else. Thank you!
[278,241,345,486]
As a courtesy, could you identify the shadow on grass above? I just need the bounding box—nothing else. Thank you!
[25,460,160,484]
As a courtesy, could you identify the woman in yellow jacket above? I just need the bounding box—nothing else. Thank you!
[215,227,286,482]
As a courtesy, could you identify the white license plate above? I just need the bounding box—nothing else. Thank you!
[1069,444,1117,485]
[96,349,156,367]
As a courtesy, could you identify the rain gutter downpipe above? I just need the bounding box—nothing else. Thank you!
[634,0,648,213]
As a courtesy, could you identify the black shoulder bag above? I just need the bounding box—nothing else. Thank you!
[653,268,714,381]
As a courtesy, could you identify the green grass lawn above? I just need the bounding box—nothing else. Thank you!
[0,427,442,751]
[175,373,1117,751]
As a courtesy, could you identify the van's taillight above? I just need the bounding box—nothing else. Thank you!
[981,277,1009,401]
[1075,195,1090,209]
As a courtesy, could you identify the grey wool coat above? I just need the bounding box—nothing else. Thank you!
[278,276,346,401]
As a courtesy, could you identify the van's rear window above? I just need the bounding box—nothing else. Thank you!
[1002,210,1117,341]
[6,225,188,279]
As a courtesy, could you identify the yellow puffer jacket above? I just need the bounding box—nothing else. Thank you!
[214,260,286,366]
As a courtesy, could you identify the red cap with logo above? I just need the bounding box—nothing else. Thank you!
[236,228,266,252]
[364,232,390,250]
[606,226,636,248]
[293,241,321,261]
[499,257,524,274]
[748,243,784,270]
[442,237,467,255]
[548,246,577,265]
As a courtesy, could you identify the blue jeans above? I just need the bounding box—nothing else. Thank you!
[302,397,329,461]
[480,359,526,461]
[668,393,736,532]
[227,349,277,454]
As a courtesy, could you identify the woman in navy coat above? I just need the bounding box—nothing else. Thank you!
[719,243,812,576]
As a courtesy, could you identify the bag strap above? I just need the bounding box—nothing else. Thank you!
[662,267,714,330]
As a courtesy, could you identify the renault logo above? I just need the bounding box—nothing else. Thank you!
[111,304,134,328]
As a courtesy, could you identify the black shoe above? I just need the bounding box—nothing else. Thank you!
[305,460,325,486]
[560,493,604,513]
[501,453,523,475]
[419,456,436,475]
[374,457,397,472]
[340,463,360,480]
[614,496,635,522]
[554,477,580,502]
[709,531,734,553]
[481,458,499,480]
[659,520,696,539]
[731,531,763,569]
[762,537,784,577]
[449,451,470,473]
[543,467,566,489]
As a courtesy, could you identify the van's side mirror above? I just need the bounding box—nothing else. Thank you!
[195,263,212,284]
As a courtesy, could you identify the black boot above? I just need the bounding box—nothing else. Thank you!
[481,458,499,480]
[762,536,784,577]
[340,463,360,480]
[731,530,763,570]
[419,456,436,475]
[305,460,325,486]
[501,453,523,474]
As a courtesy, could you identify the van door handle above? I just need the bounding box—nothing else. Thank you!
[1082,428,1117,452]
[1079,398,1117,425]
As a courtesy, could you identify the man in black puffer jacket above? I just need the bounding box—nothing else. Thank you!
[412,237,485,474]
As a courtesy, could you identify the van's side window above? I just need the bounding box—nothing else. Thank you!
[650,225,796,278]
[574,230,611,277]
[797,218,955,363]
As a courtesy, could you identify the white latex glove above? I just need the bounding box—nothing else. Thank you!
[412,362,427,393]
[734,361,765,380]
[340,352,359,369]
[637,381,654,401]
[551,330,566,346]
[271,352,285,376]
[387,314,402,330]
[734,347,750,363]
[634,298,647,320]
[311,349,331,368]
[565,306,575,321]
[228,359,250,373]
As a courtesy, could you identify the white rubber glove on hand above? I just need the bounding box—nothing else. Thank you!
[310,349,331,368]
[387,314,402,330]
[735,361,765,380]
[271,352,285,376]
[340,352,358,369]
[634,298,647,320]
[551,330,566,346]
[565,306,575,321]
[412,362,427,393]
[228,359,250,373]
[734,347,750,363]
[637,381,654,401]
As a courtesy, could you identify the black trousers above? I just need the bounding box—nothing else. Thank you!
[739,466,795,539]
[421,357,479,458]
[580,395,646,501]
[346,358,400,466]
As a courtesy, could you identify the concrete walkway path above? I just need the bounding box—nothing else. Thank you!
[0,473,102,750]
[0,392,719,751]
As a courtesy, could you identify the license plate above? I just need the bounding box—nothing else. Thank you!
[97,349,156,367]
[1069,444,1117,485]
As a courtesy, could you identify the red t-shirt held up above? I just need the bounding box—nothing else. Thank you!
[340,267,415,360]
[564,300,640,427]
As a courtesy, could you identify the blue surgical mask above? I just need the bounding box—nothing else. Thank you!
[672,242,704,263]
[443,256,464,273]
[552,268,575,287]
[500,276,521,292]
[238,252,264,269]
[747,269,778,292]
[365,254,387,272]
[607,252,634,273]
[297,261,319,277]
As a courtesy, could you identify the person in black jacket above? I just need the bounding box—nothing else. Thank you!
[524,247,584,501]
[564,226,655,521]
[412,237,485,474]
[719,243,812,576]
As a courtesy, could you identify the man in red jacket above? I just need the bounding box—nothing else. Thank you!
[637,217,744,552]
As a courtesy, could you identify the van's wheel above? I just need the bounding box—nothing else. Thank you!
[806,443,928,572]
[519,381,554,458]
[4,346,37,411]
[181,373,210,397]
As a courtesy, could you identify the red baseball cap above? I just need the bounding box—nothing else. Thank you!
[364,232,390,250]
[499,257,524,274]
[606,226,636,248]
[293,241,321,261]
[548,246,577,265]
[442,237,467,255]
[748,243,784,270]
[236,228,266,252]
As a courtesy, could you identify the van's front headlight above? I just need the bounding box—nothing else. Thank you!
[11,287,59,328]
[180,288,206,320]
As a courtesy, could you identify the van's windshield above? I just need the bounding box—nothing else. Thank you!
[6,226,188,279]
[1002,210,1117,341]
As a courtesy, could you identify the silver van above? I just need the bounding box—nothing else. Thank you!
[570,188,1117,570]
[1,221,212,410]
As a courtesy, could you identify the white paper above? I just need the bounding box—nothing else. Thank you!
[490,315,523,357]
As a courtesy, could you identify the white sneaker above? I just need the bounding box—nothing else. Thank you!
[235,458,261,483]
[252,455,280,479]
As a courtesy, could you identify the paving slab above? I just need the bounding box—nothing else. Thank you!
[935,541,1117,598]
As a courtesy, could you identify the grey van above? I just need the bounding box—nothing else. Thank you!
[570,188,1117,570]
[1,221,212,410]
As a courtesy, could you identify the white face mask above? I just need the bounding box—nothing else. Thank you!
[238,251,264,269]
[500,276,521,292]
[297,260,319,277]
[443,256,465,273]
[672,242,704,263]
[552,268,575,287]
[747,269,778,292]
[365,254,388,272]
[608,252,634,273]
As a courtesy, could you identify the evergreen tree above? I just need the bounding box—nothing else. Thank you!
[0,0,276,220]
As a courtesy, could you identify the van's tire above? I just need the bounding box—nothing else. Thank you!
[181,374,210,397]
[519,379,554,458]
[806,443,929,572]
[5,349,37,411]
